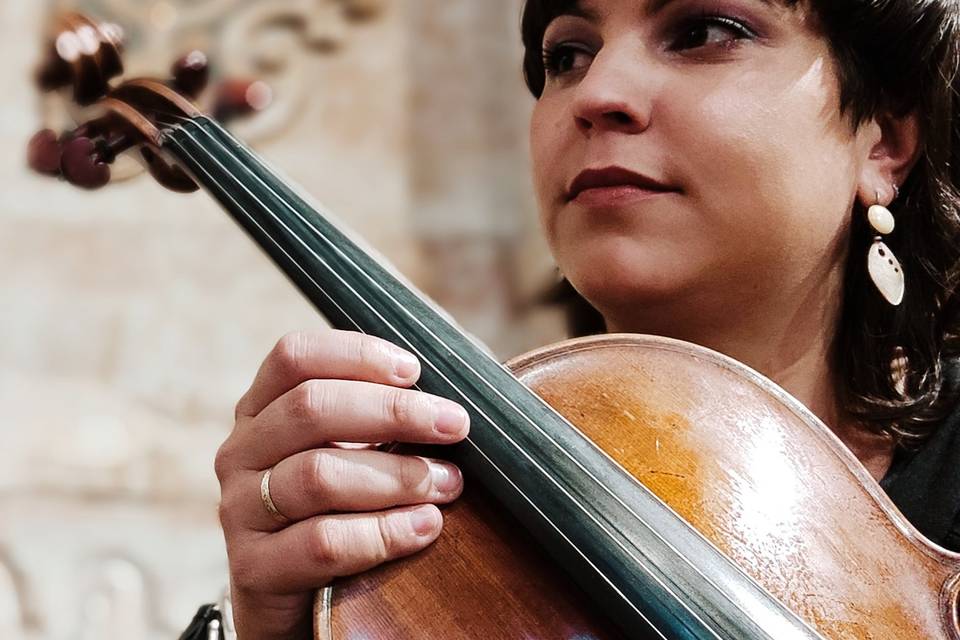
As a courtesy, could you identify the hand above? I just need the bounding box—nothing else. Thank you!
[215,330,470,639]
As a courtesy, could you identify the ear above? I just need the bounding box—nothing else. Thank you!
[856,110,922,207]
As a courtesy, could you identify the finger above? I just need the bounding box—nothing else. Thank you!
[233,379,470,469]
[224,450,463,532]
[236,330,421,418]
[232,505,443,594]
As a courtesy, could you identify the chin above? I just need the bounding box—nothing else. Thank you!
[559,238,701,315]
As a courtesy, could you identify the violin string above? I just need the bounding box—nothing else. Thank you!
[183,117,667,526]
[182,117,825,640]
[155,118,366,338]
[157,110,192,122]
[157,121,686,636]
[170,115,829,640]
[165,109,791,633]
[162,121,700,637]
[154,112,192,129]
[161,115,818,640]
[180,118,791,633]
[178,122,657,531]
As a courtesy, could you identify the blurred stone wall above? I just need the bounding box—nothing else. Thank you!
[0,0,564,637]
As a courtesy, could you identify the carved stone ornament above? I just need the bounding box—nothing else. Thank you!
[45,0,385,143]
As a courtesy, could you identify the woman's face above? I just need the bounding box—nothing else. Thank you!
[530,0,875,329]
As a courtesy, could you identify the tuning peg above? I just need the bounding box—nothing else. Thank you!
[171,50,210,98]
[60,136,111,189]
[212,79,273,122]
[27,129,65,175]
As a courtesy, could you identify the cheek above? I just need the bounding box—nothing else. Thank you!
[530,97,567,242]
[675,56,858,250]
[528,47,860,311]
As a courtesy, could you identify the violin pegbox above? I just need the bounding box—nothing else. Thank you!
[28,112,128,190]
[28,12,198,191]
[27,82,201,192]
[27,12,273,193]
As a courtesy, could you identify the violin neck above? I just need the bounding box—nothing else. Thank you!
[160,115,820,640]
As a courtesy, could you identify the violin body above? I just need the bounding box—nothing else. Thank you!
[318,335,960,639]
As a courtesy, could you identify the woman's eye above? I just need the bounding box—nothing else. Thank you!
[669,16,756,51]
[542,43,593,77]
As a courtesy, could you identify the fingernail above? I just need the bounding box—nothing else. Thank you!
[409,506,438,536]
[393,351,419,380]
[429,462,462,494]
[434,401,468,435]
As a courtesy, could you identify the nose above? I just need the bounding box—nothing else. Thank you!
[572,49,652,136]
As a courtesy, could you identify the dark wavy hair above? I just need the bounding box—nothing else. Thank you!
[522,0,960,446]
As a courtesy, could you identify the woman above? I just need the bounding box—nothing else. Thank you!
[208,0,960,637]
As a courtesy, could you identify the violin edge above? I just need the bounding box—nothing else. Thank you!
[507,332,960,567]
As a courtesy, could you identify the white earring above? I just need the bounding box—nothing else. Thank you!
[866,189,904,306]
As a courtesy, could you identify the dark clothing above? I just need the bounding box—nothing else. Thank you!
[881,401,960,551]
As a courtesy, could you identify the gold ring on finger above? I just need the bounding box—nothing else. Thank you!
[260,467,291,526]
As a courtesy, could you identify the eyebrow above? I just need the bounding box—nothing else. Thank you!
[570,0,776,22]
[645,0,775,13]
[563,2,600,22]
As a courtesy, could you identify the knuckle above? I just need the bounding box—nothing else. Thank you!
[214,440,237,483]
[373,515,396,563]
[293,379,334,421]
[349,334,386,372]
[272,331,311,377]
[307,520,340,567]
[384,388,419,427]
[217,491,241,531]
[233,397,246,422]
[301,451,341,506]
[217,500,231,530]
[397,456,430,496]
[228,549,259,591]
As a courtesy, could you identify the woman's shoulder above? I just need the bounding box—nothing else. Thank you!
[880,370,960,552]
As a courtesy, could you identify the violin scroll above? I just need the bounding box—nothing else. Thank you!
[28,12,273,193]
[34,13,124,105]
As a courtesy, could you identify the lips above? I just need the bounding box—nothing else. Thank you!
[566,167,678,202]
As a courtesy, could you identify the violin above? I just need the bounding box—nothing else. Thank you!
[29,14,960,639]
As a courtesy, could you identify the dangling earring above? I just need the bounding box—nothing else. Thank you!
[866,188,904,306]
